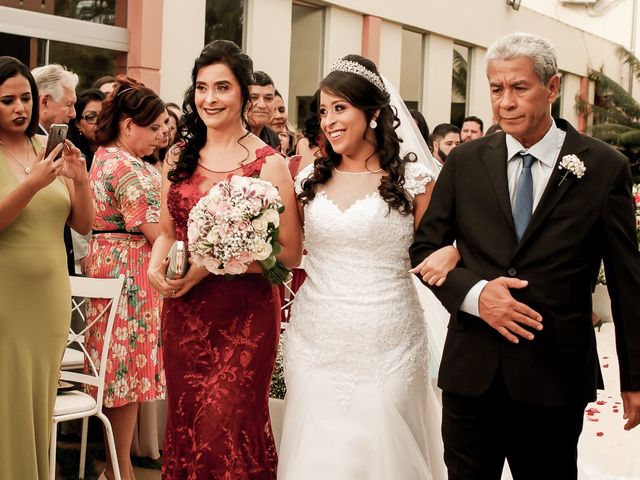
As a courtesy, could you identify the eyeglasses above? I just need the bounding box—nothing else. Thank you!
[80,113,99,124]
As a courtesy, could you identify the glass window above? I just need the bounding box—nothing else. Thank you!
[451,44,468,127]
[400,29,422,112]
[289,2,324,128]
[205,0,245,47]
[48,40,125,90]
[52,0,126,26]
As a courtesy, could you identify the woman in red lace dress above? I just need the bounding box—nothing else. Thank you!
[148,40,302,479]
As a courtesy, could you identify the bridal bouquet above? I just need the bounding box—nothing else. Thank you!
[187,175,290,284]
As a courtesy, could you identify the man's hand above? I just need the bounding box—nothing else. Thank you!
[478,277,543,343]
[621,391,640,430]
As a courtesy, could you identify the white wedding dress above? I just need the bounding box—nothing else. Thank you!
[278,162,446,480]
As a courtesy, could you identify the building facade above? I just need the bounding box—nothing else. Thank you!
[1,0,638,132]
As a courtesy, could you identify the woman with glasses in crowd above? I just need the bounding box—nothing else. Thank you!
[68,88,106,170]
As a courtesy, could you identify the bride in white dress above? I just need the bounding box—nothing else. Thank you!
[277,55,456,480]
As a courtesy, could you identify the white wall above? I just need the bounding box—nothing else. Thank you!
[323,6,363,75]
[421,33,454,126]
[467,46,492,127]
[245,0,293,100]
[560,72,582,126]
[378,20,403,87]
[159,0,206,105]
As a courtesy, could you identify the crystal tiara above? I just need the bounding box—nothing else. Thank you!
[329,58,386,92]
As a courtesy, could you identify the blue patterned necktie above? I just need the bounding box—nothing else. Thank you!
[512,153,536,241]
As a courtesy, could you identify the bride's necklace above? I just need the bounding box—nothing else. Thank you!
[334,166,383,175]
[0,138,34,174]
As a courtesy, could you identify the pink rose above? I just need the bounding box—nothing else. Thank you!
[236,251,254,265]
[187,224,200,243]
[225,260,247,275]
[203,257,225,274]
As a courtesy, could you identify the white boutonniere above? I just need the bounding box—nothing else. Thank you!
[558,154,586,186]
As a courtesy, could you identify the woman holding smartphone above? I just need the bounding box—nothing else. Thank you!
[0,56,93,480]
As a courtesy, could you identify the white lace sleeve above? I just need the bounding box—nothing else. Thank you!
[294,163,315,195]
[404,161,434,200]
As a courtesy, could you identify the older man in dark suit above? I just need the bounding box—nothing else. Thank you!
[411,32,640,479]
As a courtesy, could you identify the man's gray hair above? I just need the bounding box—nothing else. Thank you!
[486,32,558,85]
[31,64,79,101]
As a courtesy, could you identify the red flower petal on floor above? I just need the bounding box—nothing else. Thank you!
[596,432,604,437]
[603,364,609,368]
[613,408,619,413]
[596,400,606,405]
[586,407,601,415]
[587,417,600,422]
[602,356,609,359]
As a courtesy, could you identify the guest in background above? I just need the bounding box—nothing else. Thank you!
[296,89,324,171]
[142,108,171,180]
[86,76,167,480]
[460,115,484,142]
[0,56,93,480]
[147,39,302,479]
[92,75,116,95]
[429,123,461,167]
[67,88,106,274]
[247,70,281,149]
[32,63,79,276]
[410,109,430,146]
[166,107,181,146]
[165,101,182,119]
[68,88,106,170]
[271,90,288,134]
[279,121,297,157]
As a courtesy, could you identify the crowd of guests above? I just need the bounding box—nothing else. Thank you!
[0,48,488,480]
[5,30,630,480]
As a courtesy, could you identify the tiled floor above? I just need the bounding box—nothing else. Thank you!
[56,322,639,480]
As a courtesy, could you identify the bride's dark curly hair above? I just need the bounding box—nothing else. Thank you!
[298,54,414,215]
[168,40,253,182]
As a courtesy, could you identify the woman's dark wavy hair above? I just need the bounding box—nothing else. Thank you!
[94,75,165,147]
[298,54,414,215]
[0,56,40,137]
[169,40,253,182]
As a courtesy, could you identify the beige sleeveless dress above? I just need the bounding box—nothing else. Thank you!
[0,138,71,479]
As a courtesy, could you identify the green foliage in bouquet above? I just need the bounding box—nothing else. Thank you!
[259,206,291,284]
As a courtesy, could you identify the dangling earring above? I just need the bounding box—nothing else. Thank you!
[369,119,378,129]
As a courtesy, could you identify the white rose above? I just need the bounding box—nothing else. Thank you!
[262,208,280,227]
[253,241,273,261]
[252,215,268,233]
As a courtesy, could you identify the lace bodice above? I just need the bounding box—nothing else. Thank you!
[284,161,433,409]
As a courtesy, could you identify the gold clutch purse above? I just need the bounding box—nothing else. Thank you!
[167,240,189,280]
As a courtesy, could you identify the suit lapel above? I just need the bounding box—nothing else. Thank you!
[482,133,515,231]
[514,119,589,254]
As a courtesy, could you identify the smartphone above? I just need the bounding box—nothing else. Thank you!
[44,124,68,159]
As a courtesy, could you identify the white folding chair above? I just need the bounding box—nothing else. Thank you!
[50,275,125,480]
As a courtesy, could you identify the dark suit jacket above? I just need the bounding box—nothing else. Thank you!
[410,118,640,406]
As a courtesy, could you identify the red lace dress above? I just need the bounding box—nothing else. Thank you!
[162,146,280,479]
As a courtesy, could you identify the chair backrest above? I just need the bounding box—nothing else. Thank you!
[60,275,125,408]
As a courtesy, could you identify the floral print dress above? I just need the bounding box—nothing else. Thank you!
[86,146,166,408]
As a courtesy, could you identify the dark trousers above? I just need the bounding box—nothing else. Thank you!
[442,372,587,480]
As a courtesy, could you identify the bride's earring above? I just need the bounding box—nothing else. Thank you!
[369,119,378,129]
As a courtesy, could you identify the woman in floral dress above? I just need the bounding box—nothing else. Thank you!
[86,76,169,480]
